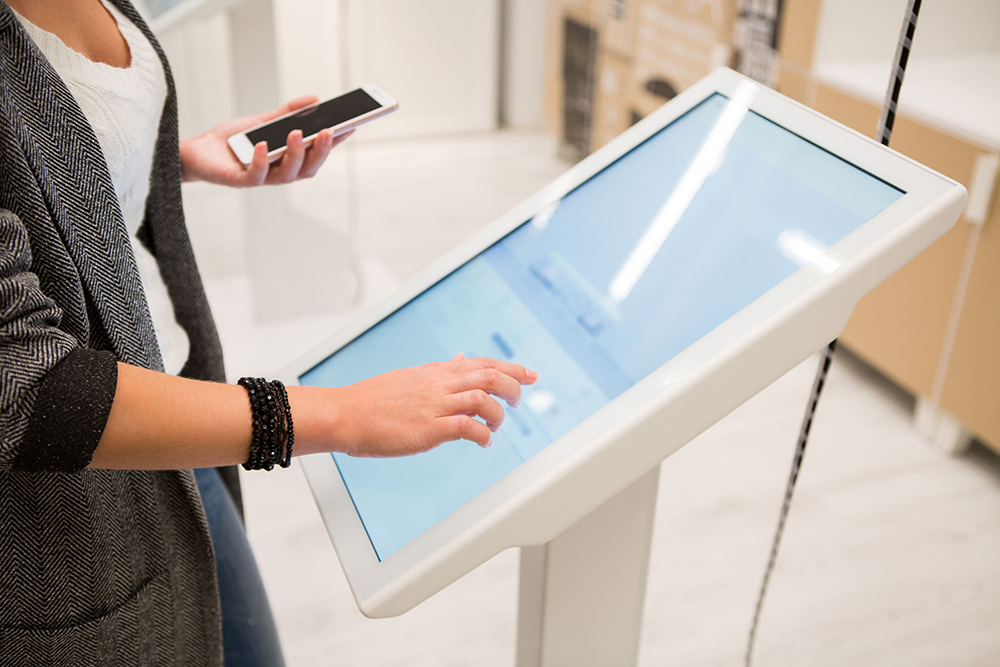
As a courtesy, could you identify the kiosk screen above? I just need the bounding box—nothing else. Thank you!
[300,92,903,560]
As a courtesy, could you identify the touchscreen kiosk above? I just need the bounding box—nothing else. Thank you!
[283,68,966,619]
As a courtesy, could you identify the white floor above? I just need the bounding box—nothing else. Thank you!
[190,130,1000,666]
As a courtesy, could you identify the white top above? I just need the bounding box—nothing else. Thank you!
[13,0,190,374]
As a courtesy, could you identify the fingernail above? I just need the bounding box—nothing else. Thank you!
[484,437,493,448]
[511,397,521,408]
[526,369,538,381]
[256,142,267,154]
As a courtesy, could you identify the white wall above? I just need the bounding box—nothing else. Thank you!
[503,0,548,128]
[274,0,503,140]
[151,0,528,288]
[814,0,1000,68]
[343,0,500,139]
[155,11,246,279]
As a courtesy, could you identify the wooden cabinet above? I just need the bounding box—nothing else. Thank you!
[941,199,1000,448]
[777,0,1000,454]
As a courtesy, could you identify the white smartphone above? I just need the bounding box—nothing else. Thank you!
[227,82,398,166]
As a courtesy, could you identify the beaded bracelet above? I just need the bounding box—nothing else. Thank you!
[238,377,294,471]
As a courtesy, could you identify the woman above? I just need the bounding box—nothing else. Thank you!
[0,1,535,665]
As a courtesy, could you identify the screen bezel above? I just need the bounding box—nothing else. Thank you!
[280,68,961,616]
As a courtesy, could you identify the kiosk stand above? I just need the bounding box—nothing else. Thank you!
[516,467,660,666]
[289,67,966,665]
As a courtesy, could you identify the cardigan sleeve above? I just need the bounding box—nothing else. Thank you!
[0,209,118,472]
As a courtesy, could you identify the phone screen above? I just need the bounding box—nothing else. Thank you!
[246,89,382,149]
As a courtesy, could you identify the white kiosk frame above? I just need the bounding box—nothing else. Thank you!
[283,69,966,665]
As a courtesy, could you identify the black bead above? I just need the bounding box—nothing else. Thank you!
[239,377,295,473]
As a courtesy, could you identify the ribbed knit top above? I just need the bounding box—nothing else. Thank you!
[12,0,190,374]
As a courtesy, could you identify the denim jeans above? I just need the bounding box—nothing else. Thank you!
[195,467,286,667]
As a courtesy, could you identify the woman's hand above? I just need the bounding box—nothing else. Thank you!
[179,95,351,188]
[290,355,538,459]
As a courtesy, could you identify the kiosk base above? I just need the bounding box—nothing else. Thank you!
[516,466,660,667]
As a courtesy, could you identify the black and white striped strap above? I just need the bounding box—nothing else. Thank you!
[877,0,923,146]
[746,2,923,663]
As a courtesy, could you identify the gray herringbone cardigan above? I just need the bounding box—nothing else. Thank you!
[0,2,230,664]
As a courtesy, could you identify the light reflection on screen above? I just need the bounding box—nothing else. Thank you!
[300,87,904,560]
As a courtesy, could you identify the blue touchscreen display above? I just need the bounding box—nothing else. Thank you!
[301,90,904,560]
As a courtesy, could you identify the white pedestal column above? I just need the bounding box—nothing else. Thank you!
[516,466,660,667]
[228,0,357,320]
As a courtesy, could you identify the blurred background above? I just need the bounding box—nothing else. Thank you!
[135,0,999,664]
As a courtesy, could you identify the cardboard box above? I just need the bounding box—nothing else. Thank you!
[775,0,821,70]
[632,0,735,105]
[599,0,639,59]
[593,51,634,148]
[547,0,737,156]
[775,60,810,105]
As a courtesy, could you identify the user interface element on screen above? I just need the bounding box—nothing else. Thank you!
[246,89,380,149]
[300,86,904,561]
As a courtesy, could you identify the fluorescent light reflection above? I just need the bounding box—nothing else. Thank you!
[777,229,841,274]
[609,82,759,303]
[531,201,560,231]
[526,390,556,416]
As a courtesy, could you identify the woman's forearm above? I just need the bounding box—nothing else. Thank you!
[89,362,338,469]
[90,362,254,469]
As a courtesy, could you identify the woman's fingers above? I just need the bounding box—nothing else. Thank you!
[301,129,353,179]
[434,415,492,448]
[266,125,349,183]
[331,355,537,457]
[453,367,524,407]
[456,356,538,386]
[243,142,270,187]
[297,129,335,179]
[449,390,506,432]
[445,356,539,407]
[266,130,306,184]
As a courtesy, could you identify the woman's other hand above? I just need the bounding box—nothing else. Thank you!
[290,355,538,458]
[179,95,351,187]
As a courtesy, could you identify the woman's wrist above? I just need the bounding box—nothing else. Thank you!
[285,385,350,457]
[178,137,197,183]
